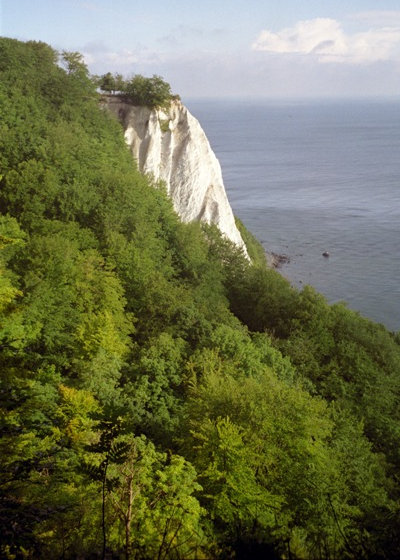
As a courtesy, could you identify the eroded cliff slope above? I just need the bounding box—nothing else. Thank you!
[105,97,247,254]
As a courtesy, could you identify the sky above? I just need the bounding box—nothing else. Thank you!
[1,0,400,99]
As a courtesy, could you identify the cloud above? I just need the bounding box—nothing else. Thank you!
[81,42,162,73]
[252,17,400,64]
[158,25,227,49]
[80,40,400,99]
[80,2,101,11]
[351,11,400,27]
[83,47,138,68]
[164,50,400,100]
[158,25,205,46]
[77,21,400,99]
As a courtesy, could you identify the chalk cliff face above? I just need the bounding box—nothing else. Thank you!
[105,97,247,254]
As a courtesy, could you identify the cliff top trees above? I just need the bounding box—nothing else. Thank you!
[97,71,124,95]
[97,72,177,108]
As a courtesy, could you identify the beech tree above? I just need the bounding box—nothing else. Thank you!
[1,37,400,559]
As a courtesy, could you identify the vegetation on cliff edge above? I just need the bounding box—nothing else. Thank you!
[96,71,177,108]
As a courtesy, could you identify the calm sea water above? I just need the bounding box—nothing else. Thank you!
[185,99,400,332]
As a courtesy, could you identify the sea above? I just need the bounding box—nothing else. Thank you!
[185,98,400,333]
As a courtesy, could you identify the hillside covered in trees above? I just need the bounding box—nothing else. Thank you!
[0,38,400,559]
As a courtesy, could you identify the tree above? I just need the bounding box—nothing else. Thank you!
[99,72,116,93]
[97,72,174,107]
[2,38,400,559]
[98,72,125,94]
[60,51,88,77]
[183,362,366,557]
[84,418,129,559]
[60,50,96,103]
[124,74,173,108]
[85,432,209,559]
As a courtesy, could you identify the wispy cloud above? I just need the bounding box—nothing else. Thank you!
[351,10,400,27]
[252,17,400,64]
[80,2,102,11]
[158,25,227,49]
[158,26,202,49]
[82,42,161,73]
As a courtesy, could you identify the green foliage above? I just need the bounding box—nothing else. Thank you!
[184,367,339,555]
[1,37,400,559]
[97,72,126,94]
[124,74,174,108]
[84,432,210,559]
[97,71,176,108]
[235,216,267,267]
[159,117,171,133]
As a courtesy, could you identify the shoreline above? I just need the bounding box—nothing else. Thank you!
[266,251,291,269]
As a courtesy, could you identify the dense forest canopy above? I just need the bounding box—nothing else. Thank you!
[0,38,399,559]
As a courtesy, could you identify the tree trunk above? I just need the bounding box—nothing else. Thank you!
[102,459,108,560]
[125,473,134,560]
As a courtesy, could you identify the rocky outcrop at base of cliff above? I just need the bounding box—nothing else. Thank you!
[104,96,247,255]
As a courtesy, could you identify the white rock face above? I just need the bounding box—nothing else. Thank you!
[105,97,247,255]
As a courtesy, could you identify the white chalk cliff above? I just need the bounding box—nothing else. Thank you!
[105,97,247,254]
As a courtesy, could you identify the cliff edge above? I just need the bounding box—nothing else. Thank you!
[104,96,247,254]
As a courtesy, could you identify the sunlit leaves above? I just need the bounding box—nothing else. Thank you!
[1,36,400,559]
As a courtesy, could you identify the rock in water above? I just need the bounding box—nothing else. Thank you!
[104,97,248,255]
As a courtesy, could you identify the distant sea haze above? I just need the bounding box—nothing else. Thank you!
[186,98,400,332]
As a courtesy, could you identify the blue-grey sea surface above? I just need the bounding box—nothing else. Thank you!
[185,99,400,332]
